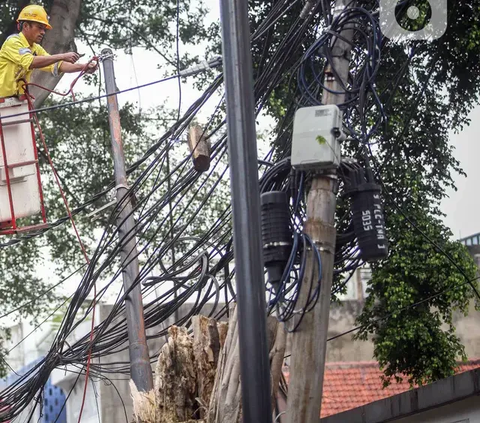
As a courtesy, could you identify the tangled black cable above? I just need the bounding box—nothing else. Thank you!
[0,0,475,420]
[0,2,369,418]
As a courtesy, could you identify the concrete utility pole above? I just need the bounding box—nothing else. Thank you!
[286,1,354,422]
[219,0,273,421]
[102,49,154,393]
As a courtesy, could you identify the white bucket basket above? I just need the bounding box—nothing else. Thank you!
[0,96,42,224]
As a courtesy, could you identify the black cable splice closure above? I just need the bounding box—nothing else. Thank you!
[344,167,388,262]
[261,191,292,290]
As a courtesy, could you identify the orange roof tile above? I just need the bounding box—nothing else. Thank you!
[283,359,480,418]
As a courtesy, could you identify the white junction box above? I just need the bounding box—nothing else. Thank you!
[291,105,343,170]
[0,97,41,223]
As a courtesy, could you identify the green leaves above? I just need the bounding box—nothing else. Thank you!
[355,207,477,386]
[78,0,209,68]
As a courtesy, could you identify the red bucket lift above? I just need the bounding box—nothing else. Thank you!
[0,95,47,234]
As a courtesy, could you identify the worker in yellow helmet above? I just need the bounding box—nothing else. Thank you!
[0,5,97,98]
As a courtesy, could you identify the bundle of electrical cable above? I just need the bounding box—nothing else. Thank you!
[0,1,403,420]
[298,5,382,107]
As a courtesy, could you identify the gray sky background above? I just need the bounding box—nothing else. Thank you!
[441,105,480,240]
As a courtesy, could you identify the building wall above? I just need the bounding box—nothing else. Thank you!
[324,264,480,363]
[50,305,137,423]
[395,396,480,423]
[52,372,98,423]
[325,298,480,363]
[326,300,374,362]
[5,319,56,373]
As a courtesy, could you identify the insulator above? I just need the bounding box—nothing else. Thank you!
[261,191,292,288]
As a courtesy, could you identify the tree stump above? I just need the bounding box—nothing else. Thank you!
[192,316,227,418]
[155,326,197,422]
[131,307,286,423]
[207,307,242,423]
[207,307,287,423]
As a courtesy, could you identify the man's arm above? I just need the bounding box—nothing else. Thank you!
[59,61,98,74]
[59,62,84,73]
[30,52,80,69]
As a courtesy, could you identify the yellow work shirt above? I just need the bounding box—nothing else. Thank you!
[0,32,62,98]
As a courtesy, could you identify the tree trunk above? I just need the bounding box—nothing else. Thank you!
[207,307,242,423]
[154,326,197,422]
[207,308,287,423]
[30,0,82,108]
[0,0,31,45]
[130,309,286,423]
[192,316,228,418]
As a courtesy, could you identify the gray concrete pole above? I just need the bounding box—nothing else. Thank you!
[102,48,154,393]
[286,1,354,421]
[219,0,273,421]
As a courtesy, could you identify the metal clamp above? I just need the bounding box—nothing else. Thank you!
[179,56,223,77]
[342,157,359,165]
[300,0,314,19]
[97,51,116,62]
[86,199,117,219]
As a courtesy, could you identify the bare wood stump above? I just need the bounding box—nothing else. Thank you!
[131,309,285,423]
[187,124,211,172]
[207,306,287,423]
[192,316,225,418]
[154,326,197,422]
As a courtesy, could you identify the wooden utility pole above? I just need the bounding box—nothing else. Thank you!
[286,1,354,421]
[102,49,154,394]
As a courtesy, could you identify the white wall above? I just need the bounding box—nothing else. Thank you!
[6,319,56,372]
[51,369,100,423]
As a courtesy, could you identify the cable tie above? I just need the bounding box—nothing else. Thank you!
[115,183,130,191]
[333,4,345,17]
[98,52,116,62]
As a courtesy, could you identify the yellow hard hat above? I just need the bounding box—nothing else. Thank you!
[17,5,52,30]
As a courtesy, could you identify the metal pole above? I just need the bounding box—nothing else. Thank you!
[102,48,154,393]
[286,1,354,421]
[219,0,273,421]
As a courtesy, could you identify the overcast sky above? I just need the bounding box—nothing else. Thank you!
[441,106,480,240]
